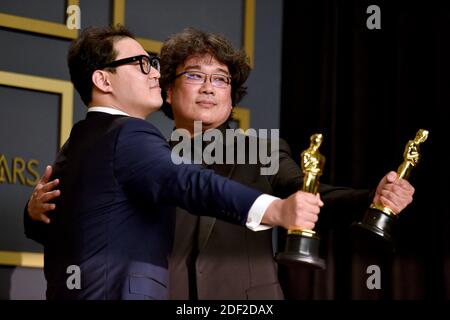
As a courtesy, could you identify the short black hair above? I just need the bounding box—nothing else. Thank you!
[67,25,134,106]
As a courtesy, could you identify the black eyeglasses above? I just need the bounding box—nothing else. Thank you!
[175,71,232,88]
[101,55,160,74]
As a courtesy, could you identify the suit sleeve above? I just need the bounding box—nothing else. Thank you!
[270,138,373,226]
[114,119,263,226]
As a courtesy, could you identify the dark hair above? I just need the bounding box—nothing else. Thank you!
[160,28,251,119]
[67,25,135,106]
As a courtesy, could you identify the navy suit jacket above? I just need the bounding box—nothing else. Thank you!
[24,112,262,300]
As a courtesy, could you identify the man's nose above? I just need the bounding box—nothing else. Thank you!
[149,66,160,79]
[199,77,215,94]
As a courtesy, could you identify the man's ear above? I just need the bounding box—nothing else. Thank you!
[92,70,112,93]
[166,86,172,104]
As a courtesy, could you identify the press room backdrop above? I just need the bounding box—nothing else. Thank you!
[0,0,283,299]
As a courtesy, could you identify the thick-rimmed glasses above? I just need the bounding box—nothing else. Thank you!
[175,71,231,88]
[101,55,160,74]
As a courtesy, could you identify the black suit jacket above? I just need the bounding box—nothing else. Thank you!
[169,128,372,299]
[24,112,264,300]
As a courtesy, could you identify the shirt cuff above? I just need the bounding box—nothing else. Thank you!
[246,194,280,231]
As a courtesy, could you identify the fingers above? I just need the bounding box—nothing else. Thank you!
[40,188,60,203]
[386,171,397,183]
[298,221,316,231]
[40,165,53,184]
[28,202,56,222]
[372,193,380,206]
[375,172,394,193]
[39,214,51,224]
[27,166,60,223]
[31,166,58,200]
[291,211,318,230]
[383,179,414,199]
[374,171,414,203]
[296,191,323,206]
[29,201,56,214]
[40,202,57,212]
[32,193,59,213]
[379,195,404,214]
[397,179,415,194]
[29,185,59,210]
[377,178,414,213]
[290,191,322,230]
[41,178,59,194]
[379,191,413,213]
[29,168,60,208]
[316,193,324,207]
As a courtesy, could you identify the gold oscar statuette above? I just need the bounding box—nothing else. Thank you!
[275,133,326,269]
[355,129,429,241]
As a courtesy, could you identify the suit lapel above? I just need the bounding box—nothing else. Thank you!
[169,122,239,253]
[197,149,236,253]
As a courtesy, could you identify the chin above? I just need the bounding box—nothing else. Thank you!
[150,97,163,107]
[196,111,217,121]
[146,99,163,110]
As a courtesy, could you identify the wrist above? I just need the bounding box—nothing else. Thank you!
[261,199,282,226]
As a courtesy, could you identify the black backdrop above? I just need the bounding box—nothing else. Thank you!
[279,0,449,299]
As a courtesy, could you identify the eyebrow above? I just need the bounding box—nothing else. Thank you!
[183,64,230,75]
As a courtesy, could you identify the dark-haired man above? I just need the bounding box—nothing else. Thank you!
[158,28,414,299]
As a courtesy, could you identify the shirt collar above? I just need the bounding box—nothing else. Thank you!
[88,106,130,116]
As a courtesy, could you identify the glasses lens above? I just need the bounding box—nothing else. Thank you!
[139,56,159,74]
[139,56,150,74]
[184,71,204,83]
[211,75,230,88]
[150,57,160,72]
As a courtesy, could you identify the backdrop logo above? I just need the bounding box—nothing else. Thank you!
[0,154,39,186]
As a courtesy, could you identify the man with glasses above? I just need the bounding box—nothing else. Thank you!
[23,26,325,300]
[101,54,159,75]
[158,29,415,299]
[27,28,415,300]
